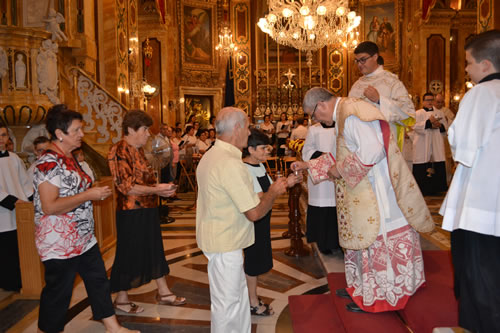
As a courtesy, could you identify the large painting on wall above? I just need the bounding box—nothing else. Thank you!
[360,0,400,70]
[181,0,216,70]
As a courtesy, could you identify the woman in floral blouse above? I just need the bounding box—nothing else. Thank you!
[34,105,137,333]
[108,110,185,314]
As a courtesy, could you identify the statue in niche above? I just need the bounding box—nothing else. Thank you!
[15,54,27,88]
[44,8,67,42]
[0,47,7,79]
[37,39,60,104]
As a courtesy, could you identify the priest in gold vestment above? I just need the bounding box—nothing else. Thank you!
[296,88,434,313]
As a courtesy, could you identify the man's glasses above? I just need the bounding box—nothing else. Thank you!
[311,103,319,120]
[354,54,374,64]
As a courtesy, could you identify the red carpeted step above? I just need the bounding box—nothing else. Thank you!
[289,294,346,333]
[398,250,458,333]
[327,273,409,333]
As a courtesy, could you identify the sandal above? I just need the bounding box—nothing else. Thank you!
[113,300,144,314]
[250,302,273,316]
[156,293,187,306]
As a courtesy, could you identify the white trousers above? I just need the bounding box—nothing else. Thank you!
[204,249,251,333]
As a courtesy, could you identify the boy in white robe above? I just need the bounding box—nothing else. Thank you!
[0,125,33,291]
[439,29,500,333]
[349,41,415,150]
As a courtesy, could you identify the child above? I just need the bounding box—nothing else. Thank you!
[439,29,500,333]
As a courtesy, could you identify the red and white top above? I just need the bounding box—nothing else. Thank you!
[33,150,96,261]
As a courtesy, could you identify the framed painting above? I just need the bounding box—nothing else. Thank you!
[184,95,213,129]
[360,0,400,70]
[180,0,216,70]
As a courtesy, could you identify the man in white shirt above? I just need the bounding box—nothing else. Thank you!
[439,29,500,333]
[349,41,415,151]
[412,92,448,195]
[0,125,33,291]
[196,107,287,332]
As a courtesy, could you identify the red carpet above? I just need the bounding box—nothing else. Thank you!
[288,294,346,333]
[289,251,458,333]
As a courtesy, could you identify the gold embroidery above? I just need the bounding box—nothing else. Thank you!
[367,216,375,224]
[409,182,415,189]
[408,207,414,214]
[393,172,399,180]
[353,198,360,205]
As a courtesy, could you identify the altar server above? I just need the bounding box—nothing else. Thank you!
[0,124,33,291]
[440,29,500,333]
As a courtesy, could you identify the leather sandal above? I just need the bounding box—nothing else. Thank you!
[113,300,144,314]
[156,293,187,306]
[250,302,273,316]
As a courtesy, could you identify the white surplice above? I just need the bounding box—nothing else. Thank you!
[412,108,448,163]
[348,66,415,136]
[302,123,336,207]
[440,79,500,236]
[0,151,33,232]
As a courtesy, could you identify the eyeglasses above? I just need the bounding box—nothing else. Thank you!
[354,54,374,64]
[311,102,319,120]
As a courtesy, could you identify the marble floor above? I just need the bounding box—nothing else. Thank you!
[3,192,449,333]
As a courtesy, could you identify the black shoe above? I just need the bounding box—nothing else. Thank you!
[161,216,176,224]
[319,248,332,255]
[346,302,366,313]
[335,288,351,299]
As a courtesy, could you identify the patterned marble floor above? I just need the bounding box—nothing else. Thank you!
[4,192,449,333]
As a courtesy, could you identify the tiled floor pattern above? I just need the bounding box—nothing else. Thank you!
[5,192,450,333]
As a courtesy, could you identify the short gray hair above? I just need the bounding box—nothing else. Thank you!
[303,87,335,113]
[215,107,247,135]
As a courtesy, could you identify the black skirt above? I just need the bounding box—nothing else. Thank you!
[306,205,340,252]
[244,211,273,276]
[110,207,170,292]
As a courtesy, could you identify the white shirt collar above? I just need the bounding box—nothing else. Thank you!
[365,65,383,78]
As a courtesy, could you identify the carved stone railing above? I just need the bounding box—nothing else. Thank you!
[68,66,128,146]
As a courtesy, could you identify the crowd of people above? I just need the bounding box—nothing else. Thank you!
[0,29,498,333]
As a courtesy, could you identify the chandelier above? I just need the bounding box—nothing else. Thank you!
[215,26,238,55]
[258,0,361,64]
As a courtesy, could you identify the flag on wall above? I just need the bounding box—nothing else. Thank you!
[422,0,438,21]
[224,57,235,107]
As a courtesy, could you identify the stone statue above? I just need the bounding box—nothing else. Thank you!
[0,47,7,79]
[44,8,67,42]
[37,39,60,104]
[15,54,27,88]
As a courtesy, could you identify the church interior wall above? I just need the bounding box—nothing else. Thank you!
[0,0,498,163]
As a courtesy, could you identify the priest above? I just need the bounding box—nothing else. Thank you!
[412,92,448,195]
[0,125,33,291]
[295,87,434,313]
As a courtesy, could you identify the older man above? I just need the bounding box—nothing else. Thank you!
[196,107,288,332]
[296,88,433,313]
[349,41,415,150]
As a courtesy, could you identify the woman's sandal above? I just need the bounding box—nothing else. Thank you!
[156,293,187,306]
[113,300,144,314]
[250,302,273,316]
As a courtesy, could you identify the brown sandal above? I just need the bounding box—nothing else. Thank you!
[113,300,144,314]
[155,293,187,306]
